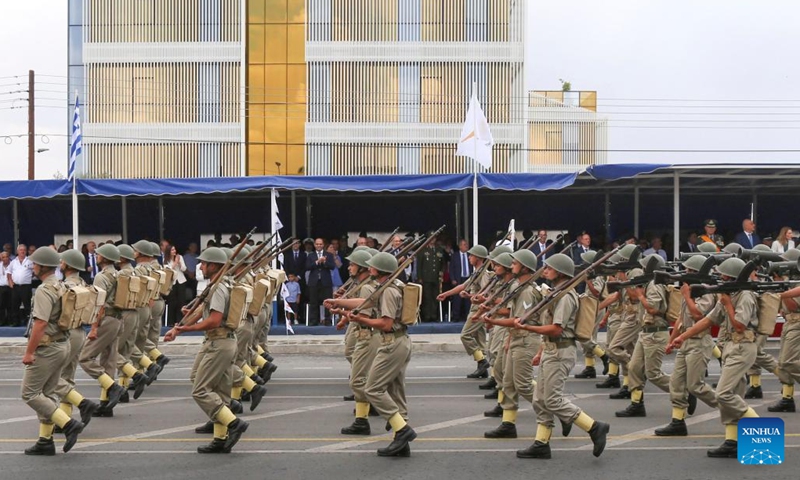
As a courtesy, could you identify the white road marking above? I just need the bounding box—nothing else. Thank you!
[0,397,184,425]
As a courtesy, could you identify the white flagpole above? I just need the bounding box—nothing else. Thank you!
[472,81,479,246]
[71,90,79,249]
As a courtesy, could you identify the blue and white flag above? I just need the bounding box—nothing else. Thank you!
[68,96,82,181]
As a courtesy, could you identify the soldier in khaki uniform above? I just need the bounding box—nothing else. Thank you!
[114,244,148,403]
[326,250,379,434]
[480,251,514,416]
[515,253,610,459]
[479,245,512,394]
[484,249,542,439]
[53,250,102,427]
[655,255,719,436]
[340,246,370,401]
[356,252,417,456]
[145,242,171,371]
[769,249,800,412]
[596,253,624,389]
[78,244,128,417]
[616,254,672,418]
[575,250,611,379]
[130,240,161,383]
[668,257,761,458]
[21,248,85,455]
[164,247,249,454]
[438,245,492,379]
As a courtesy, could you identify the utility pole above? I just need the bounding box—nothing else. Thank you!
[27,70,35,180]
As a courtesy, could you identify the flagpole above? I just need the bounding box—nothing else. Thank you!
[71,91,79,249]
[472,81,479,246]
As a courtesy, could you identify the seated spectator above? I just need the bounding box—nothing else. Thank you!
[643,237,668,261]
[680,232,699,253]
[772,227,796,253]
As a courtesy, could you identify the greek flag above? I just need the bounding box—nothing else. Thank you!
[68,96,82,181]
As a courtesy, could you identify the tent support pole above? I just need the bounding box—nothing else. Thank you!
[633,184,640,239]
[291,191,297,238]
[472,172,478,246]
[604,192,611,245]
[12,199,19,246]
[158,197,164,242]
[455,193,461,243]
[121,197,128,244]
[673,172,680,260]
[752,192,758,224]
[306,195,312,239]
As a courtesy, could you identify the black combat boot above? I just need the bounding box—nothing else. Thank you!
[260,363,278,383]
[467,359,490,379]
[92,401,114,418]
[78,399,99,426]
[377,425,417,456]
[574,366,597,379]
[131,372,147,400]
[484,404,503,417]
[687,394,698,415]
[155,354,171,368]
[223,419,249,451]
[744,385,763,399]
[560,420,572,437]
[343,394,355,401]
[61,419,84,453]
[119,390,130,404]
[516,441,551,459]
[596,375,621,389]
[588,421,610,457]
[609,385,631,399]
[249,385,267,411]
[24,438,56,456]
[197,438,229,454]
[341,418,371,435]
[195,420,214,434]
[600,354,610,375]
[615,402,646,418]
[478,377,497,390]
[484,388,499,400]
[707,440,738,458]
[230,400,244,415]
[105,383,125,411]
[484,422,517,439]
[768,397,796,413]
[654,419,688,436]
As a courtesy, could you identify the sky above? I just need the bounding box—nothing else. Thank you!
[1,0,798,180]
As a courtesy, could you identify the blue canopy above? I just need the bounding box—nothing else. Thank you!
[478,172,578,191]
[585,163,672,181]
[0,180,72,200]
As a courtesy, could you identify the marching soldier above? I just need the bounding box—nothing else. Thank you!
[115,244,149,402]
[616,254,672,418]
[53,250,103,427]
[145,242,171,371]
[480,251,514,415]
[130,240,161,383]
[341,245,371,402]
[21,248,85,455]
[164,247,249,454]
[514,253,610,459]
[78,244,129,417]
[770,249,800,413]
[416,236,446,323]
[437,245,492,379]
[596,253,624,389]
[667,258,760,458]
[574,250,610,379]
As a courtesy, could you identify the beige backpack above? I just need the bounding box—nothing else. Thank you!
[114,274,140,310]
[80,286,107,325]
[401,282,423,326]
[248,278,272,316]
[665,285,683,324]
[59,285,92,330]
[575,293,599,342]
[159,268,175,296]
[225,284,254,330]
[757,292,781,336]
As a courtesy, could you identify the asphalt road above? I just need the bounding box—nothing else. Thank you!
[0,348,796,480]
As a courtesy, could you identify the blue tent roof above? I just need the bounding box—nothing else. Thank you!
[585,164,672,181]
[479,172,578,191]
[0,179,72,200]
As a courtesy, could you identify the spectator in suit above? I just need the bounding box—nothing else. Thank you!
[734,219,760,250]
[305,238,336,326]
[680,232,699,253]
[390,235,411,282]
[283,240,307,277]
[570,232,592,265]
[81,241,99,283]
[530,230,553,260]
[448,239,472,323]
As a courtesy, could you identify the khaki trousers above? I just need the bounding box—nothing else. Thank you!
[717,341,757,425]
[669,335,718,410]
[191,337,236,420]
[350,328,381,403]
[54,327,85,399]
[500,333,540,411]
[130,306,150,364]
[778,321,800,384]
[254,304,271,353]
[365,333,411,420]
[21,339,69,422]
[144,298,165,352]
[581,308,605,358]
[747,333,779,376]
[344,322,358,364]
[628,331,671,394]
[490,327,509,386]
[231,320,255,386]
[607,316,640,371]
[79,316,121,379]
[460,307,487,357]
[116,310,139,370]
[534,343,582,428]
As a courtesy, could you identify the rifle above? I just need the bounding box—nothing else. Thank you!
[688,259,796,297]
[518,246,622,323]
[460,253,492,292]
[588,247,642,278]
[654,270,719,286]
[379,227,400,252]
[337,233,419,298]
[536,236,567,259]
[767,258,800,276]
[739,248,785,264]
[178,226,256,325]
[352,225,445,316]
[678,252,734,262]
[236,237,295,282]
[606,255,673,293]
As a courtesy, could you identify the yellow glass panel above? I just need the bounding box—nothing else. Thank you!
[286,107,305,144]
[287,64,306,104]
[249,104,266,142]
[265,145,287,175]
[264,0,288,23]
[579,91,597,112]
[288,0,305,23]
[287,145,305,175]
[249,0,266,23]
[263,65,287,104]
[264,104,287,143]
[288,24,305,63]
[249,24,266,64]
[248,65,265,104]
[264,24,288,64]
[248,144,266,176]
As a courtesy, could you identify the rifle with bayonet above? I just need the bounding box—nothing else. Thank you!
[689,260,800,298]
[379,227,400,252]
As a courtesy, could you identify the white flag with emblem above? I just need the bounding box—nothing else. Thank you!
[456,86,494,170]
[496,219,515,248]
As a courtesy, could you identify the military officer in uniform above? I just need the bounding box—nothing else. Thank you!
[21,248,85,455]
[514,253,610,459]
[699,219,725,252]
[415,235,446,322]
[164,247,249,454]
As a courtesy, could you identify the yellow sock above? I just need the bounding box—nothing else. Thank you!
[60,403,73,416]
[574,411,595,432]
[65,389,84,407]
[242,376,257,392]
[119,375,130,388]
[609,363,619,376]
[139,355,153,369]
[231,386,243,400]
[148,348,163,362]
[742,407,759,418]
[622,375,629,387]
[631,389,643,403]
[215,405,237,426]
[592,346,606,357]
[50,408,72,428]
[585,357,596,368]
[750,374,761,388]
[672,407,686,420]
[497,390,505,404]
[253,355,267,369]
[257,345,265,355]
[213,422,228,440]
[98,373,116,390]
[712,345,722,359]
[121,363,139,378]
[473,350,485,362]
[355,402,370,419]
[99,387,109,401]
[725,424,738,441]
[39,423,55,440]
[502,409,517,424]
[388,412,407,432]
[783,383,795,399]
[534,423,553,443]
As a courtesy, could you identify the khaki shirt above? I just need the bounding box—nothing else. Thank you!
[93,264,118,315]
[134,261,153,277]
[356,278,377,319]
[467,267,493,296]
[512,281,543,326]
[376,279,404,330]
[32,275,64,336]
[204,282,231,324]
[641,281,668,327]
[707,290,758,332]
[547,289,579,339]
[680,292,716,332]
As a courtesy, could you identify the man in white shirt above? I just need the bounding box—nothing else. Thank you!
[643,238,669,261]
[7,244,34,326]
[0,252,11,325]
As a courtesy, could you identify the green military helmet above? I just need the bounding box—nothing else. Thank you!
[148,242,161,257]
[580,250,597,264]
[618,244,638,262]
[544,253,575,277]
[510,249,538,271]
[346,250,372,269]
[132,240,152,257]
[682,254,708,272]
[717,257,746,278]
[352,246,369,253]
[639,253,666,273]
[489,245,512,259]
[752,244,771,252]
[118,244,136,262]
[608,253,622,263]
[198,247,228,265]
[781,248,800,262]
[367,248,379,256]
[96,243,121,263]
[61,249,87,271]
[367,252,397,274]
[221,247,233,260]
[699,242,719,253]
[493,252,513,269]
[722,243,742,255]
[29,247,61,268]
[467,244,489,259]
[234,247,252,264]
